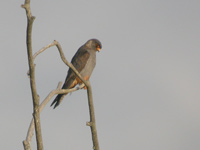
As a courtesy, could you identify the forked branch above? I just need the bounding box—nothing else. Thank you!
[23,83,85,149]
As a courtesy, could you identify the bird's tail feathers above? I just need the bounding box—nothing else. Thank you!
[50,94,67,109]
[51,77,76,109]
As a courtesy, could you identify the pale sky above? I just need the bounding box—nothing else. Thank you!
[1,0,200,150]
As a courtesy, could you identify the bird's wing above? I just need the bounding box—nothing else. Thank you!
[63,48,90,87]
[71,47,90,73]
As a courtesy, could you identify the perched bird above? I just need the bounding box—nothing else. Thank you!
[51,39,102,109]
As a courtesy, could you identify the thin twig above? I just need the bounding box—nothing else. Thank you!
[27,41,57,76]
[24,83,85,145]
[33,42,57,61]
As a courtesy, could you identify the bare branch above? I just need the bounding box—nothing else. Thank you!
[32,41,57,61]
[23,140,31,150]
[21,0,34,20]
[86,82,99,150]
[22,0,43,150]
[23,83,85,146]
[27,41,57,76]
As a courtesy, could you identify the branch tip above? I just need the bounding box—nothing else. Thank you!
[86,122,93,126]
[21,4,25,8]
[57,82,63,89]
[31,16,36,20]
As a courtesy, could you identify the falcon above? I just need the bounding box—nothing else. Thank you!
[51,39,102,109]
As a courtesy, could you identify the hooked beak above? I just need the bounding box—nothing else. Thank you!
[97,45,101,52]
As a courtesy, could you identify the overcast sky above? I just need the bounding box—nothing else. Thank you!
[1,0,200,150]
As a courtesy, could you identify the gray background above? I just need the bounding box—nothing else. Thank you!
[1,0,200,150]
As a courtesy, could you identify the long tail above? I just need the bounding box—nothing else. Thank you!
[51,76,77,109]
[50,93,68,109]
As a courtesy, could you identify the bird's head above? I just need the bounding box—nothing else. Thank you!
[85,39,102,52]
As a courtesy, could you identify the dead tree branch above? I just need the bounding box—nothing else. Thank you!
[24,83,85,147]
[21,0,43,150]
[86,83,99,150]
